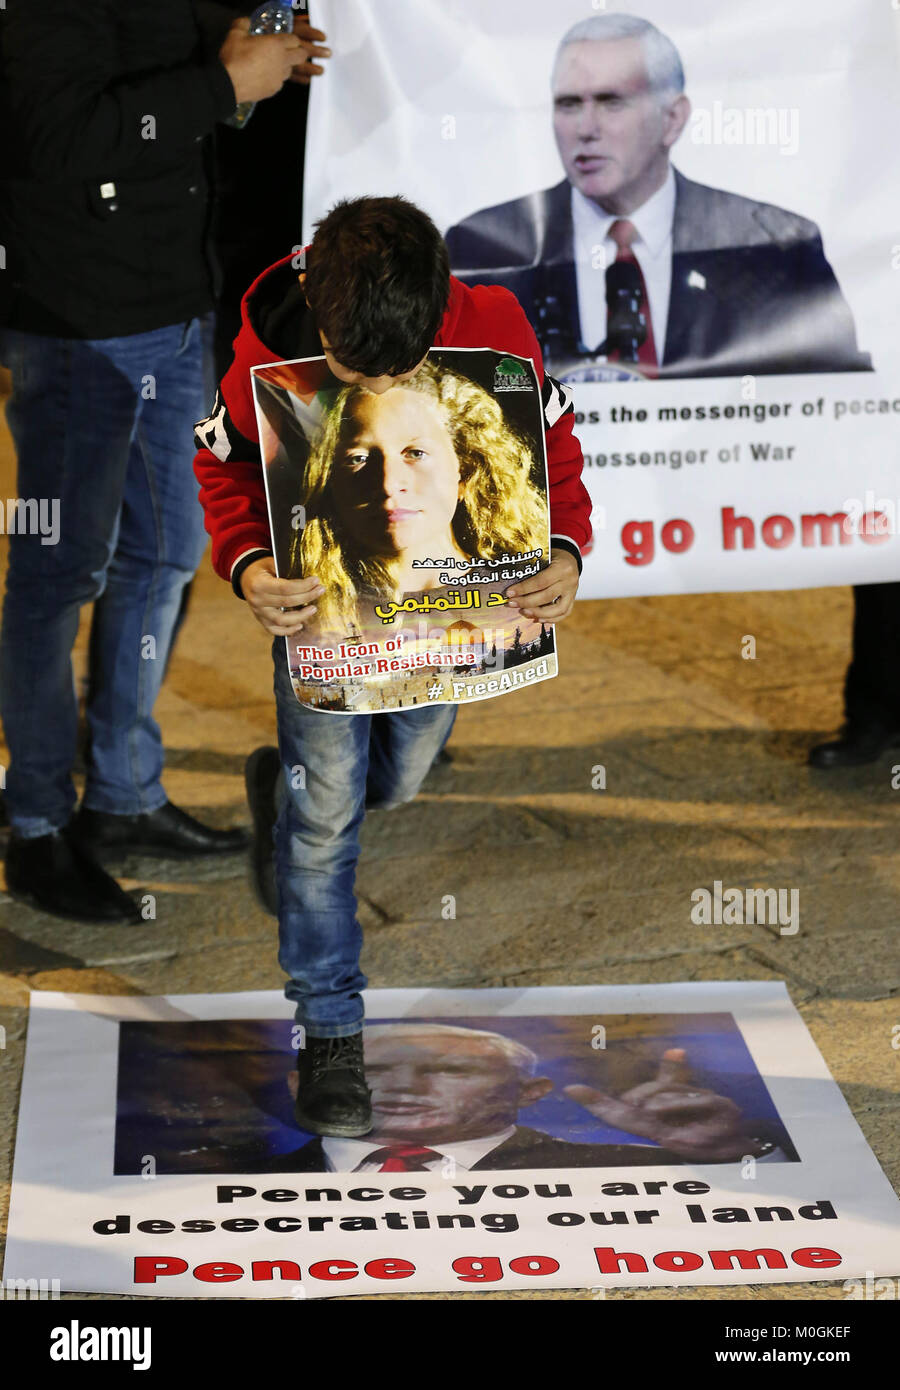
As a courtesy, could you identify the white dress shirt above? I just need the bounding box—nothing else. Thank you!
[571,167,676,359]
[321,1125,518,1173]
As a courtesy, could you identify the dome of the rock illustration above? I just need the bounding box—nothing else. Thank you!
[444,620,485,645]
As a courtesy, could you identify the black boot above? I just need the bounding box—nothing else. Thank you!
[294,1033,372,1138]
[808,723,897,768]
[5,825,142,924]
[70,801,249,858]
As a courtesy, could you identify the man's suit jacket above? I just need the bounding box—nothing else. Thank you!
[444,170,870,379]
[257,1125,693,1172]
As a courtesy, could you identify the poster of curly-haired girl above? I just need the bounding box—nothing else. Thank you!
[251,348,557,713]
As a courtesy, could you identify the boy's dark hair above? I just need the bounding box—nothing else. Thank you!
[304,196,451,377]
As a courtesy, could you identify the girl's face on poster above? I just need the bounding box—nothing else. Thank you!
[329,388,463,559]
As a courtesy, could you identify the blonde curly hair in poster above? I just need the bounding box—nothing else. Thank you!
[290,358,547,634]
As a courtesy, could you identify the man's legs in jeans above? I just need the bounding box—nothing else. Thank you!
[0,321,207,831]
[81,321,209,813]
[272,639,456,1038]
[0,321,210,916]
[158,310,218,678]
[1,331,140,836]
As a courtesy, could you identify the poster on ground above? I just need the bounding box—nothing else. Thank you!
[303,0,900,597]
[5,983,899,1298]
[251,347,556,712]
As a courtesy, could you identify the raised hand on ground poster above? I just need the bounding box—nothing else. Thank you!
[565,1048,759,1162]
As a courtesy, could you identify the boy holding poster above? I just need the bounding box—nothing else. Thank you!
[194,197,591,1137]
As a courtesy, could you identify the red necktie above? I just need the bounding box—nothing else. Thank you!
[607,218,658,372]
[367,1145,443,1171]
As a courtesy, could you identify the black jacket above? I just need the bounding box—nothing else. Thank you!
[0,0,238,337]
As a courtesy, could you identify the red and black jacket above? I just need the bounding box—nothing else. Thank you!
[194,254,592,596]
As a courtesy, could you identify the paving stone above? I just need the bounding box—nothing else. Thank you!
[112,940,285,997]
[744,920,899,1001]
[0,926,84,974]
[797,998,900,1095]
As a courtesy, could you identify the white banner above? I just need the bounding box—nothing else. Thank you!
[303,0,900,596]
[5,984,900,1298]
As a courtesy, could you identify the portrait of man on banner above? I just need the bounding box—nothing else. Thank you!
[445,13,871,384]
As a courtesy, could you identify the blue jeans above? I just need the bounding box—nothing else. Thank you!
[0,319,211,837]
[273,640,456,1036]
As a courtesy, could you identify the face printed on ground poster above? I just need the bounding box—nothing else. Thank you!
[250,348,556,712]
[112,1013,798,1175]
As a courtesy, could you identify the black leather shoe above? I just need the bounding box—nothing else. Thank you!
[808,725,898,768]
[5,826,142,923]
[70,801,250,859]
[244,746,279,917]
[294,1033,372,1137]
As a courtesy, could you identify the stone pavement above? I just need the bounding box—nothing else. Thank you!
[0,379,897,1301]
